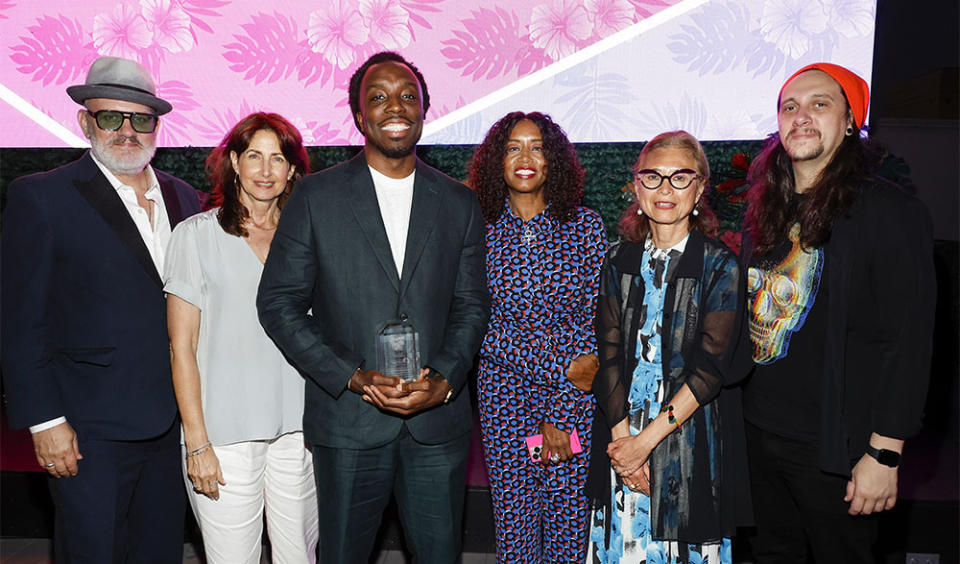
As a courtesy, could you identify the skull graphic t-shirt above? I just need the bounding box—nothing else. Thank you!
[744,221,828,440]
[748,223,824,364]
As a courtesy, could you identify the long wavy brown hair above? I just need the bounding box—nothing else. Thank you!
[467,111,584,225]
[619,131,718,243]
[206,112,310,237]
[745,122,878,256]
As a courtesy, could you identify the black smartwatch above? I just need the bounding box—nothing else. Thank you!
[865,445,901,467]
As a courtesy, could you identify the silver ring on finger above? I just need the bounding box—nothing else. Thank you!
[208,481,218,486]
[44,462,55,468]
[549,453,560,463]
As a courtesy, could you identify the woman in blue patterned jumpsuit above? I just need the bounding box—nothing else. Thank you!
[468,112,607,563]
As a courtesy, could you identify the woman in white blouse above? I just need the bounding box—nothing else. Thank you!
[165,113,317,563]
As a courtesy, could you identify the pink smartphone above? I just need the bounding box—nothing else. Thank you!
[525,428,583,462]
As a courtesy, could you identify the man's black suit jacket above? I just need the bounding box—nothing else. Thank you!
[1,152,201,440]
[257,152,490,449]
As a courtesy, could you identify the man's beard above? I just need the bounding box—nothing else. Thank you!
[784,130,825,162]
[787,142,825,162]
[89,133,156,176]
[371,137,417,159]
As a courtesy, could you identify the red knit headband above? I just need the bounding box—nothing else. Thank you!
[779,63,870,129]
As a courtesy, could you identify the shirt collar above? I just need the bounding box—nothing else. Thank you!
[644,233,690,255]
[501,199,553,227]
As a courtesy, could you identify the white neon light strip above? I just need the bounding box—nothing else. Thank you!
[422,0,710,138]
[0,82,88,147]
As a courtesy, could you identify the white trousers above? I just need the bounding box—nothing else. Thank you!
[182,431,319,564]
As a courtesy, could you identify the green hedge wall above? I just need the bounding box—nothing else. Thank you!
[1,142,912,250]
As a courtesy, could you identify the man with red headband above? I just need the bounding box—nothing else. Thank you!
[741,63,935,561]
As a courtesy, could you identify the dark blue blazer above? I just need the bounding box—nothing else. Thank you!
[1,152,201,440]
[257,152,490,449]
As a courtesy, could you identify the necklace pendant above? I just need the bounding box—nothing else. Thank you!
[522,226,536,245]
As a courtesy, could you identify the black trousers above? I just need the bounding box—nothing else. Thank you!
[745,423,878,564]
[312,425,471,564]
[48,420,185,563]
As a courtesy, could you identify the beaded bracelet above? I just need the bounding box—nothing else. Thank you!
[186,441,212,458]
[661,405,682,433]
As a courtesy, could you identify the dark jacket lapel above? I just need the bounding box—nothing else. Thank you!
[71,152,163,287]
[158,173,185,228]
[399,160,442,298]
[347,154,401,292]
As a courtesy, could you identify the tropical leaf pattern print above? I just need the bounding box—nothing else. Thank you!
[627,0,678,19]
[667,2,752,76]
[553,60,635,141]
[441,7,549,80]
[10,15,97,86]
[0,0,16,19]
[633,92,708,135]
[155,80,200,146]
[668,0,869,78]
[180,0,230,36]
[399,0,444,36]
[223,12,300,84]
[193,99,259,143]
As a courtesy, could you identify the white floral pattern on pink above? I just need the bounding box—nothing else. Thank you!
[585,0,634,38]
[827,0,874,39]
[93,4,152,59]
[360,0,411,51]
[529,0,592,60]
[0,0,875,148]
[306,0,370,70]
[141,0,194,53]
[759,0,828,59]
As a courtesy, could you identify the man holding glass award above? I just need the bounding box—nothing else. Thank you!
[257,51,490,564]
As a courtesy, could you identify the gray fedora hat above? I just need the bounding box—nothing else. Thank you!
[67,56,172,115]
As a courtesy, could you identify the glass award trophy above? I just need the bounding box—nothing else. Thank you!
[377,321,421,382]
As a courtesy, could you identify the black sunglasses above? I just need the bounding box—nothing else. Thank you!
[634,169,701,190]
[86,110,158,134]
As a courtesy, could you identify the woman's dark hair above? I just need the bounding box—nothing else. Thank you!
[467,111,584,224]
[745,118,878,256]
[207,112,310,237]
[348,51,430,133]
[619,130,718,243]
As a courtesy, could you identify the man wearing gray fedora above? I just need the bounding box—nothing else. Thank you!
[2,56,201,562]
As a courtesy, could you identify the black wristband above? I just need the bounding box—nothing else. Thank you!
[865,445,901,467]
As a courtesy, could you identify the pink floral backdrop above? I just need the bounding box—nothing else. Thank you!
[1,0,876,148]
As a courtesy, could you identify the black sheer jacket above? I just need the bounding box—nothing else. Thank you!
[586,229,754,543]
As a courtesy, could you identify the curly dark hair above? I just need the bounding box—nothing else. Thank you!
[619,131,718,243]
[348,51,430,133]
[467,112,584,224]
[745,118,879,256]
[206,112,310,237]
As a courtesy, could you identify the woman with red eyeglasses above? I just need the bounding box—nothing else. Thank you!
[585,131,752,563]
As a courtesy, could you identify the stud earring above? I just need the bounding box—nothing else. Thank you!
[692,207,700,217]
[636,206,643,216]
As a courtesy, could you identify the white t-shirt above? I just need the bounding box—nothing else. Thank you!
[369,166,415,276]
